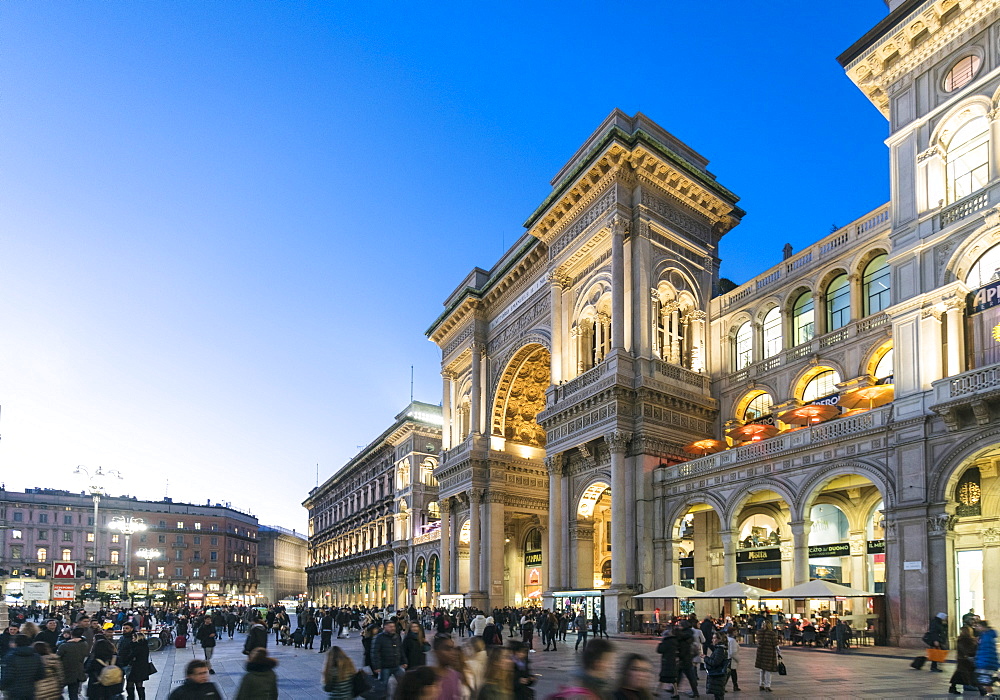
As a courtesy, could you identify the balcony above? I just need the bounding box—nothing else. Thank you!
[940,191,990,228]
[663,404,893,481]
[930,365,1000,431]
[725,313,890,388]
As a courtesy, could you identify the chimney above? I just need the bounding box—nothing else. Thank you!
[782,243,793,260]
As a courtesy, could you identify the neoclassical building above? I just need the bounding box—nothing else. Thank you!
[304,402,443,609]
[427,0,1000,643]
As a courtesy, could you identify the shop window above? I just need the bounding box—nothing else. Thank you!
[956,467,982,517]
[762,307,782,357]
[826,274,851,330]
[792,292,815,346]
[802,369,841,403]
[734,322,752,370]
[947,116,989,203]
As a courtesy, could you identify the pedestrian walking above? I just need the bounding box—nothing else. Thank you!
[124,630,155,700]
[32,641,65,700]
[86,630,124,700]
[725,628,742,692]
[370,620,405,684]
[613,652,654,700]
[975,620,999,696]
[575,610,589,652]
[167,660,223,699]
[322,646,357,700]
[655,625,680,699]
[244,618,269,657]
[949,624,977,695]
[196,616,218,674]
[234,647,279,700]
[1,635,44,700]
[704,631,730,700]
[476,646,514,700]
[56,627,89,700]
[754,620,780,693]
[912,612,949,671]
[320,611,335,653]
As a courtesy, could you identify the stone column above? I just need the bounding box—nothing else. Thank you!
[441,372,453,450]
[926,511,957,623]
[440,499,452,594]
[549,272,568,384]
[560,474,572,588]
[545,455,564,590]
[606,430,632,588]
[720,530,738,584]
[848,273,862,323]
[812,291,826,338]
[468,488,483,593]
[573,521,595,589]
[470,341,483,436]
[944,297,966,377]
[450,507,460,593]
[989,108,1000,185]
[624,455,637,586]
[688,310,707,372]
[789,520,812,586]
[484,491,506,607]
[849,532,866,590]
[919,307,944,387]
[611,215,626,350]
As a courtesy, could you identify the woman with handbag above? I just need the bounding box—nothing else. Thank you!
[754,620,780,693]
[126,632,155,700]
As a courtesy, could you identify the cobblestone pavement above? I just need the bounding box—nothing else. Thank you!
[137,627,988,699]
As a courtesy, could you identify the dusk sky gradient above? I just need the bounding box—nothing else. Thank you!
[1,1,891,530]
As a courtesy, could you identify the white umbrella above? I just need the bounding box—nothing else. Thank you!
[770,579,878,598]
[693,582,775,599]
[635,584,701,599]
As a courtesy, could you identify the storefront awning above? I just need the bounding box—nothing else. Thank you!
[635,584,701,599]
[771,580,878,598]
[692,582,774,599]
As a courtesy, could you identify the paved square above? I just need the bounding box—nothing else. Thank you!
[135,626,981,699]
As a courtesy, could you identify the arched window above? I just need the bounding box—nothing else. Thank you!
[734,322,752,370]
[966,242,1000,289]
[874,348,893,381]
[524,528,542,554]
[37,547,47,562]
[863,255,890,316]
[792,292,815,346]
[427,501,440,519]
[61,549,72,561]
[826,274,850,330]
[743,393,774,422]
[762,307,782,358]
[802,369,841,402]
[946,115,989,202]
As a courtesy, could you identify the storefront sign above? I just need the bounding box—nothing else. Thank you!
[525,551,542,566]
[866,539,885,554]
[809,394,841,407]
[53,584,75,600]
[968,280,1000,313]
[736,547,780,563]
[808,543,850,558]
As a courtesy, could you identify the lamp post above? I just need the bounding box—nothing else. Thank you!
[134,548,161,609]
[109,517,147,604]
[74,465,122,598]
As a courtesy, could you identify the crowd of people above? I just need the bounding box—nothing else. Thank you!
[5,601,997,699]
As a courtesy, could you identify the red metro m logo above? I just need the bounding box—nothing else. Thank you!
[53,562,77,579]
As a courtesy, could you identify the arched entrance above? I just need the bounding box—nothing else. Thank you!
[574,481,611,590]
[415,557,427,607]
[668,501,724,615]
[396,559,408,610]
[492,343,551,449]
[728,486,795,611]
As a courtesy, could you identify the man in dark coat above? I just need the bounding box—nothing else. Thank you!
[371,620,405,683]
[35,619,60,648]
[675,620,700,697]
[243,619,268,657]
[195,616,217,674]
[0,623,20,653]
[57,628,89,700]
[1,634,44,700]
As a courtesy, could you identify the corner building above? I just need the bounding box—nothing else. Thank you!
[304,402,443,609]
[429,0,1000,643]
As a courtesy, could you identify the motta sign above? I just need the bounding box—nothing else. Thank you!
[53,562,77,579]
[808,543,850,558]
[736,547,780,563]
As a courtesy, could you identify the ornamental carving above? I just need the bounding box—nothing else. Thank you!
[983,528,1000,546]
[491,345,550,447]
[927,513,957,536]
[605,430,632,455]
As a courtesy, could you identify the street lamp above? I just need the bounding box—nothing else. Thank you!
[109,517,146,604]
[74,465,122,598]
[134,548,161,609]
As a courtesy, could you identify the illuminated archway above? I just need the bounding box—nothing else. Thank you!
[491,343,551,447]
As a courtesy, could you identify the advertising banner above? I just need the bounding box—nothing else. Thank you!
[53,584,75,600]
[23,582,51,600]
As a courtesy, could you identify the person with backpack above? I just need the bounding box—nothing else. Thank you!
[86,630,123,700]
[704,631,730,700]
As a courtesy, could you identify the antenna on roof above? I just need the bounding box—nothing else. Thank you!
[410,366,414,403]
[316,464,319,488]
[165,479,169,499]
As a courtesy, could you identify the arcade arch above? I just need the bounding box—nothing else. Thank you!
[491,343,551,449]
[574,481,611,590]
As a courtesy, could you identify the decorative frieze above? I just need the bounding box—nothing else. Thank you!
[640,191,711,242]
[548,191,616,259]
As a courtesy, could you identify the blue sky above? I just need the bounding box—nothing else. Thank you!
[1,1,890,529]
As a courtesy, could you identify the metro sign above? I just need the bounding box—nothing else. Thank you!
[53,562,77,579]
